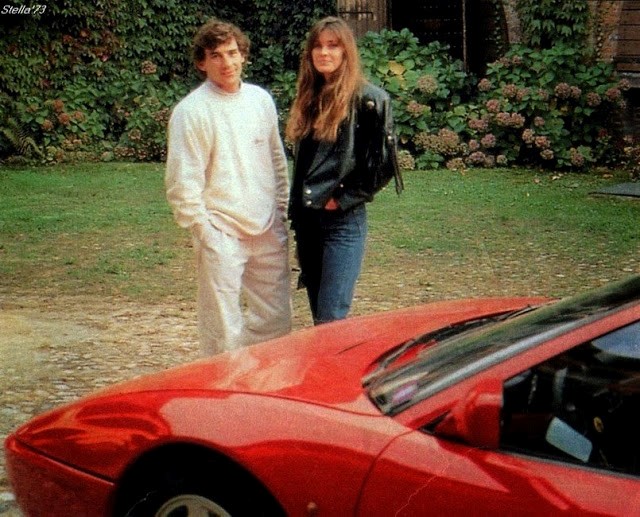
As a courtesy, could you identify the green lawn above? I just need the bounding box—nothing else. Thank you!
[1,162,638,302]
[0,163,186,299]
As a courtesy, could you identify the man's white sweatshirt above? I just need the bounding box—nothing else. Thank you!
[166,80,289,238]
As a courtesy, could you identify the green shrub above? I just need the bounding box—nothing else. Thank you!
[108,69,192,162]
[466,44,629,169]
[359,28,472,168]
[15,84,108,163]
[359,29,628,171]
[247,44,298,132]
[0,0,334,163]
[0,4,631,171]
[517,0,590,48]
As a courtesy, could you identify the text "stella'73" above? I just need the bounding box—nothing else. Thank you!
[2,4,47,15]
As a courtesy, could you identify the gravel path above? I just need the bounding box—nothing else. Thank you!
[0,295,202,515]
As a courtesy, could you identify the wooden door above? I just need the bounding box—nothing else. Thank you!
[338,0,387,38]
[616,0,640,74]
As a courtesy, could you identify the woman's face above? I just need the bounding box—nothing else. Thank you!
[311,29,345,80]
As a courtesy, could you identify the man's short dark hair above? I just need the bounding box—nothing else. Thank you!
[192,18,250,67]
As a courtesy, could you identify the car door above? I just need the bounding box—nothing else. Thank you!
[357,320,640,516]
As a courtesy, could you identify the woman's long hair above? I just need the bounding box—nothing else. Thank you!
[286,17,364,143]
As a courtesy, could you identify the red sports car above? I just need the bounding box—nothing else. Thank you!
[6,275,640,516]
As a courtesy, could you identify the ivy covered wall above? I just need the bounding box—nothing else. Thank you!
[0,0,335,161]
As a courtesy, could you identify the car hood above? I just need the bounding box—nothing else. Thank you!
[84,297,547,414]
[8,298,546,483]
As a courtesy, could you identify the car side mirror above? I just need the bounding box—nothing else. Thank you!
[434,378,502,449]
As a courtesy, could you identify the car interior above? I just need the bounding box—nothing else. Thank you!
[501,320,640,476]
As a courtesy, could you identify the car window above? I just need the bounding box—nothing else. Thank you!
[501,320,640,476]
[368,275,640,416]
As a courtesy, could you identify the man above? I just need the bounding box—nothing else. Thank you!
[166,18,291,355]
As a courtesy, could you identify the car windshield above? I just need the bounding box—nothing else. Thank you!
[367,275,640,416]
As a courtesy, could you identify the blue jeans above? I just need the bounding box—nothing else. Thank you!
[293,204,368,325]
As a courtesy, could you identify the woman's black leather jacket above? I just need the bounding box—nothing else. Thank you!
[290,82,403,216]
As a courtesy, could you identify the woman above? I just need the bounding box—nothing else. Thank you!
[286,16,402,325]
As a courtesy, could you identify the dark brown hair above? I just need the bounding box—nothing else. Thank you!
[286,16,364,142]
[192,18,250,70]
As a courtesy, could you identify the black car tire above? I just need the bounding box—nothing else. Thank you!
[117,454,285,517]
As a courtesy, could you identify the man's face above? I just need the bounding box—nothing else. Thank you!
[197,37,245,93]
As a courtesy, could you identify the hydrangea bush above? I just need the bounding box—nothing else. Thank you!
[359,31,629,171]
[467,45,629,170]
[359,28,472,169]
[1,13,631,171]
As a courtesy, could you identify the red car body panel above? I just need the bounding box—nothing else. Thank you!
[5,435,114,516]
[359,429,640,516]
[369,304,640,517]
[10,298,540,470]
[6,295,640,516]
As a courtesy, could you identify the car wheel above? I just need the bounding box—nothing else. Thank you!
[155,493,231,517]
[123,480,274,517]
[117,454,285,517]
[124,488,233,517]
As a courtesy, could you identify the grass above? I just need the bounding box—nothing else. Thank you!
[372,169,639,255]
[367,168,638,298]
[0,162,638,303]
[0,163,188,300]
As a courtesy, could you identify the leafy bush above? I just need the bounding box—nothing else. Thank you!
[0,0,334,163]
[241,0,334,73]
[359,28,472,168]
[108,69,193,162]
[517,0,590,48]
[464,44,629,169]
[0,3,632,171]
[247,44,298,131]
[360,29,629,171]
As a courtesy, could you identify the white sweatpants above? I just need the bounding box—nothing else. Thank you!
[194,218,291,356]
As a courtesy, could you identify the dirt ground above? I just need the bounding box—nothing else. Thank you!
[0,247,635,515]
[0,294,200,515]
